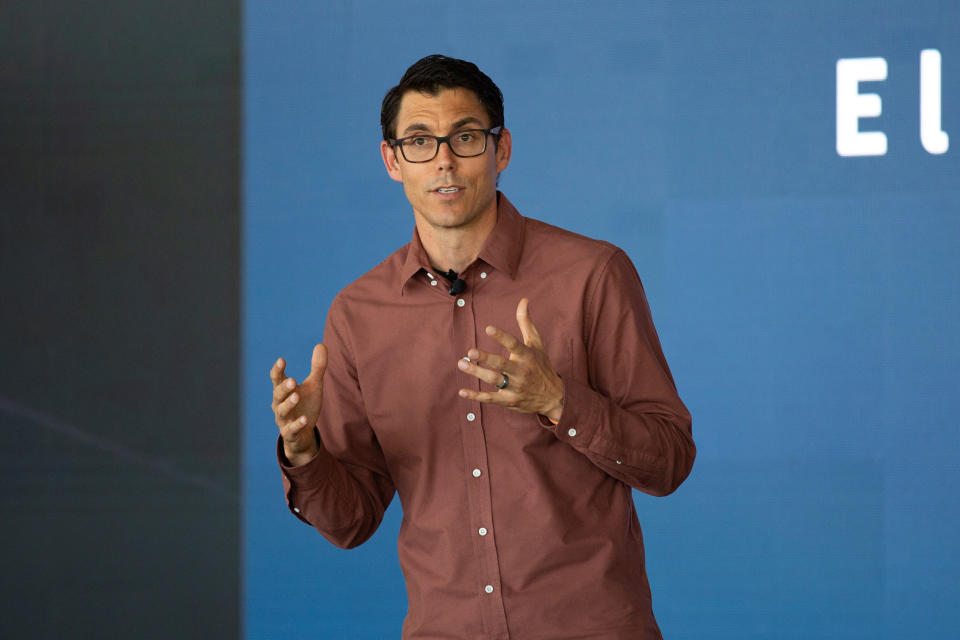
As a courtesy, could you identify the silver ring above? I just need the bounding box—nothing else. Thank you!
[496,373,509,390]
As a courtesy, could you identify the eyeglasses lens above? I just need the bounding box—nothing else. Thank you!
[400,131,487,162]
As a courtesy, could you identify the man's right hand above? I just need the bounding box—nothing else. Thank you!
[270,344,327,467]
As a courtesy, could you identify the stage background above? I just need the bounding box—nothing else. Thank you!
[245,1,959,638]
[1,0,240,638]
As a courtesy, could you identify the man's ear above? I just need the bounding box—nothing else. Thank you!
[494,127,512,174]
[381,140,404,183]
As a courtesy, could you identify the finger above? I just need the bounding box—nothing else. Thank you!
[484,325,524,355]
[308,344,328,381]
[273,377,297,403]
[466,348,512,374]
[516,298,544,350]
[279,414,310,438]
[276,390,302,418]
[458,388,516,406]
[458,357,509,387]
[270,358,287,386]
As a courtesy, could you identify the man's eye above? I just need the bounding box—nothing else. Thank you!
[457,132,476,143]
[406,137,431,147]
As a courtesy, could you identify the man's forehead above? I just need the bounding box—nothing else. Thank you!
[395,87,489,132]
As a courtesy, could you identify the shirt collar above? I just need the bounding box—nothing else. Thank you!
[399,191,525,294]
[399,226,432,293]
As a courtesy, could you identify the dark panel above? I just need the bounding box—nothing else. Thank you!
[0,1,239,638]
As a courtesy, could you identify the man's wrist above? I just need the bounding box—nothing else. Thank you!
[282,430,321,467]
[542,380,564,423]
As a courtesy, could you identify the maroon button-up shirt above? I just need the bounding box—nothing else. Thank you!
[279,193,694,639]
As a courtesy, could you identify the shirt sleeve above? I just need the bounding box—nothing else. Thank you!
[278,296,396,549]
[542,248,695,496]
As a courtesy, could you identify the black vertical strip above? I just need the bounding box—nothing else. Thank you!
[0,1,240,638]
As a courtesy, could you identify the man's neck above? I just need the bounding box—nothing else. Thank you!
[414,207,498,275]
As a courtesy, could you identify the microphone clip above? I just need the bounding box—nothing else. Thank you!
[444,269,467,296]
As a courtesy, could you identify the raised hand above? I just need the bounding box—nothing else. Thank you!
[270,343,327,466]
[456,298,564,422]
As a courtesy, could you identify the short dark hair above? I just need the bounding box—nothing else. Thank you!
[381,54,504,141]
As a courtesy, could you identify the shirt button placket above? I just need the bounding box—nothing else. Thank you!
[453,278,508,636]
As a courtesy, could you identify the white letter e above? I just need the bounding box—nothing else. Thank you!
[836,57,888,157]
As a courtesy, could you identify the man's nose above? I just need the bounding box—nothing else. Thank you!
[434,139,457,170]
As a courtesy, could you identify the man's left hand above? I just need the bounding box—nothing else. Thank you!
[457,298,564,422]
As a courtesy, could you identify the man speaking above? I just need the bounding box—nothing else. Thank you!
[270,54,695,639]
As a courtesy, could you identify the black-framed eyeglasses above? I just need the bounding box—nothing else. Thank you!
[390,126,502,163]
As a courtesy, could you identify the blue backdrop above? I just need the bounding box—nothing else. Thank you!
[243,2,959,637]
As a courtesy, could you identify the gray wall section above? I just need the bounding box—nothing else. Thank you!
[0,1,239,637]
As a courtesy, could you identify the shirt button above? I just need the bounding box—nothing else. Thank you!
[467,412,476,422]
[456,298,465,307]
[430,280,438,286]
[480,271,487,279]
[293,507,300,514]
[616,459,623,465]
[568,428,577,437]
[484,585,494,594]
[478,527,488,536]
[472,468,482,477]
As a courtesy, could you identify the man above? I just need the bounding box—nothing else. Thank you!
[270,55,694,639]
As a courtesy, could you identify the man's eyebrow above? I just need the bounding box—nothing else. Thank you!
[450,116,486,131]
[400,117,487,136]
[401,122,432,136]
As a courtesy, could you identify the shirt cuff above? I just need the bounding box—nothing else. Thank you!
[276,429,336,523]
[537,377,600,449]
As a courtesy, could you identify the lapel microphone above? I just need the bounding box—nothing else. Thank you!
[444,269,467,296]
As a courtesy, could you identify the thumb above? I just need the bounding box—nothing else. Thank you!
[308,343,328,380]
[516,298,544,350]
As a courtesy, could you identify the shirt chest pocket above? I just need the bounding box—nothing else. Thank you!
[498,337,578,429]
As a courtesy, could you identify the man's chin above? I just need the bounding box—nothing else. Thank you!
[413,192,495,231]
[429,214,475,230]
[420,205,476,229]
